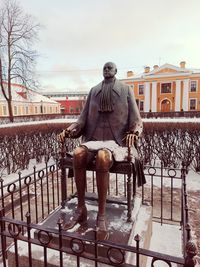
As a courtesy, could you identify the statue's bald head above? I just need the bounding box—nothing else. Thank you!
[103,62,117,79]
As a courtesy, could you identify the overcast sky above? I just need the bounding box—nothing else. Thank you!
[16,0,200,92]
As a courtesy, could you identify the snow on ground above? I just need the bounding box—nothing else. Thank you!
[147,222,182,267]
[0,118,76,128]
[144,168,200,190]
[0,116,200,129]
[0,157,55,186]
[142,117,200,123]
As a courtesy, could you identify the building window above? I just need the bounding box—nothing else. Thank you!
[161,83,171,93]
[26,106,29,115]
[189,99,197,110]
[139,100,144,111]
[190,81,197,92]
[14,106,18,115]
[3,106,7,116]
[138,84,144,95]
[35,106,38,114]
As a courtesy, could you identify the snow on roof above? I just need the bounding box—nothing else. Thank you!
[121,63,200,81]
[0,83,59,104]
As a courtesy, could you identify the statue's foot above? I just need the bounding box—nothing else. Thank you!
[96,214,109,241]
[63,206,87,230]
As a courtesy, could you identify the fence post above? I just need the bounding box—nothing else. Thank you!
[60,139,67,209]
[0,178,4,211]
[26,212,32,267]
[184,240,198,267]
[0,208,7,266]
[134,234,141,267]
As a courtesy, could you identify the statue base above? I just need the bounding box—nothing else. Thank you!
[7,196,152,266]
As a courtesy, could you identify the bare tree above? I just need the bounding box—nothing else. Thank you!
[0,0,40,122]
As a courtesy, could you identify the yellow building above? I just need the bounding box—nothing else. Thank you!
[121,61,200,112]
[0,83,61,116]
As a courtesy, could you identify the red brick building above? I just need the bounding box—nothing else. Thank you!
[42,91,88,114]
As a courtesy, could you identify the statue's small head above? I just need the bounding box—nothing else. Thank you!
[103,62,117,79]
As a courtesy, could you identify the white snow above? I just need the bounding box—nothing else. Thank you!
[143,117,200,123]
[0,118,76,129]
[147,222,182,267]
[0,116,200,129]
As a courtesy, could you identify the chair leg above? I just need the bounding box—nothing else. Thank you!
[127,166,132,222]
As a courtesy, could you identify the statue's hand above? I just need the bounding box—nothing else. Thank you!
[58,124,82,142]
[57,129,70,142]
[66,123,82,138]
[125,132,139,148]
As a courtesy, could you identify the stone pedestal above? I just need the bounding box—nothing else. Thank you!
[7,197,152,267]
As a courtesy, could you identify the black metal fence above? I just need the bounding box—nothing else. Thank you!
[0,157,197,266]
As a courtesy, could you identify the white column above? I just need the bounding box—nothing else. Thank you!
[175,80,181,111]
[182,79,189,111]
[151,82,157,112]
[144,82,150,112]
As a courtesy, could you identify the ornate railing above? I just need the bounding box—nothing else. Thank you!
[0,157,198,266]
[0,212,186,267]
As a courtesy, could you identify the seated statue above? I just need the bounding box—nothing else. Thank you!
[59,62,143,240]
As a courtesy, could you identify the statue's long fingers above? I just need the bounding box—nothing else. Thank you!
[126,135,130,147]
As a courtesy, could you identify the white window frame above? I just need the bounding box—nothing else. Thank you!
[189,98,197,110]
[138,84,144,95]
[3,105,7,116]
[160,82,172,94]
[25,106,29,115]
[190,80,198,92]
[14,106,18,115]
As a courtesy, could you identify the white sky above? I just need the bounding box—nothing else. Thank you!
[16,0,200,92]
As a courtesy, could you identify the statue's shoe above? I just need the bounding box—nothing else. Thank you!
[96,214,109,241]
[63,206,87,230]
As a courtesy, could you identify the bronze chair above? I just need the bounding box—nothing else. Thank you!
[59,137,145,222]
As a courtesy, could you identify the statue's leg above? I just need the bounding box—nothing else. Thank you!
[96,148,113,240]
[73,146,88,209]
[63,146,88,229]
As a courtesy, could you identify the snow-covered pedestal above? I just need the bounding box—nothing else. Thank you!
[7,197,152,267]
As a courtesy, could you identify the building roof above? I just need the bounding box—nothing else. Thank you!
[0,83,59,104]
[42,91,89,97]
[121,63,200,81]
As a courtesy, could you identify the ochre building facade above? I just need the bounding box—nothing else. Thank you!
[121,62,200,113]
[0,83,61,116]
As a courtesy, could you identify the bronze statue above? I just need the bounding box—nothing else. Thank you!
[59,62,143,240]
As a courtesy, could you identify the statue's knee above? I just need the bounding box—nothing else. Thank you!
[96,149,113,171]
[73,146,88,168]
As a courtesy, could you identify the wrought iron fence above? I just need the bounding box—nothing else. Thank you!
[0,211,186,267]
[0,158,198,266]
